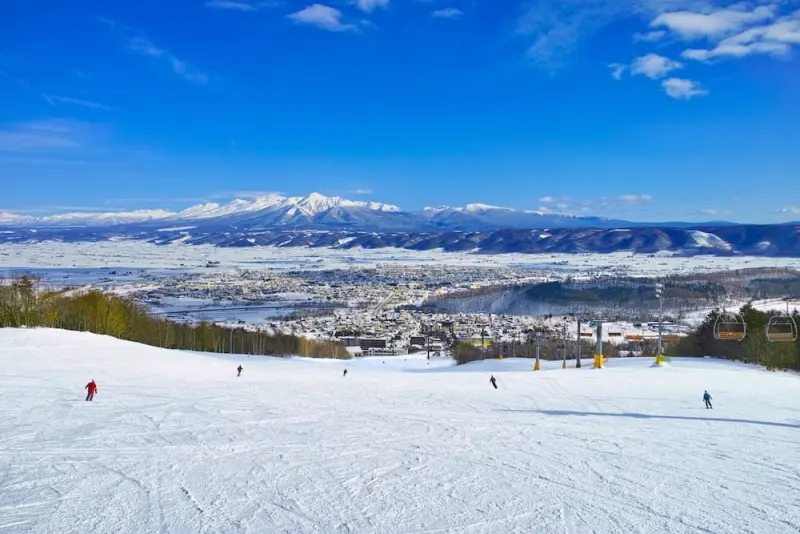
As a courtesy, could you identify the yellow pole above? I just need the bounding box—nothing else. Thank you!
[655,354,663,366]
[594,354,603,368]
[534,358,541,371]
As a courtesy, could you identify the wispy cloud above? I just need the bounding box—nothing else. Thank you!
[47,95,112,110]
[778,207,800,215]
[633,30,666,41]
[539,196,555,203]
[0,120,94,153]
[287,4,357,32]
[355,0,389,13]
[432,8,463,19]
[0,69,55,106]
[682,12,800,61]
[205,0,283,11]
[608,62,628,80]
[515,0,703,68]
[651,4,776,40]
[205,0,259,11]
[661,77,707,99]
[354,188,373,195]
[631,53,683,79]
[618,194,653,203]
[129,37,210,84]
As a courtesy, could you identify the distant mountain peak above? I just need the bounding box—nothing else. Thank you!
[0,192,742,232]
[463,203,511,213]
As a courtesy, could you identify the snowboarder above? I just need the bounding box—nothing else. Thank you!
[237,365,243,377]
[703,390,713,409]
[343,369,348,377]
[489,375,497,390]
[85,379,97,401]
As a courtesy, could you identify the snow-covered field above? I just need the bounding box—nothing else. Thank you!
[1,329,799,534]
[2,240,799,275]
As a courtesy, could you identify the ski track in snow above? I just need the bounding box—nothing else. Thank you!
[1,329,799,533]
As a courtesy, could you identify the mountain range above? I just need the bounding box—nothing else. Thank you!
[0,192,733,231]
[1,193,798,256]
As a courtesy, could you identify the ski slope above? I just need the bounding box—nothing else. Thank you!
[1,329,799,534]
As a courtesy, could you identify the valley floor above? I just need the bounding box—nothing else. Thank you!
[1,329,798,533]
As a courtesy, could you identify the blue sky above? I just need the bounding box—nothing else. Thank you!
[1,0,799,222]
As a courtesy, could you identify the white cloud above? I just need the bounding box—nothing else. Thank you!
[661,77,707,99]
[355,188,373,195]
[287,4,356,32]
[556,203,569,210]
[778,207,800,215]
[205,1,258,11]
[432,8,463,18]
[651,4,776,40]
[633,30,666,41]
[515,0,710,68]
[0,120,91,152]
[48,95,112,110]
[205,0,282,10]
[608,62,628,80]
[700,208,717,215]
[129,38,209,84]
[539,196,555,203]
[682,13,800,61]
[618,194,653,202]
[631,53,683,79]
[355,0,389,13]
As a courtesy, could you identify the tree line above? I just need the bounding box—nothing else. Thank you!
[452,305,800,372]
[0,276,349,359]
[668,305,799,372]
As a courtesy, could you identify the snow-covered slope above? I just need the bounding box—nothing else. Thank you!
[2,328,798,533]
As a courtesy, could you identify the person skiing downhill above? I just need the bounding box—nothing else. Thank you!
[85,380,97,401]
[343,369,348,377]
[703,390,713,409]
[490,375,497,390]
[237,365,243,377]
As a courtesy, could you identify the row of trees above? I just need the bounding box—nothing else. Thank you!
[668,305,799,372]
[0,276,349,359]
[451,305,800,371]
[451,337,613,366]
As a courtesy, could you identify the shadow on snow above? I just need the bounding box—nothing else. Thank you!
[502,409,800,430]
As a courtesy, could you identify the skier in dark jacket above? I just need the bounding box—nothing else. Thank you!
[703,390,712,409]
[490,375,497,389]
[237,365,243,377]
[343,369,348,377]
[85,380,97,401]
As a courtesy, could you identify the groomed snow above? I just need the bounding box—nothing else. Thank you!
[1,329,799,533]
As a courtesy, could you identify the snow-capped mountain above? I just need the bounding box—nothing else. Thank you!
[1,193,797,255]
[419,203,622,231]
[0,209,174,227]
[0,192,732,232]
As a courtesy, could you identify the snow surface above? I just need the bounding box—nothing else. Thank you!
[2,328,799,533]
[2,241,800,275]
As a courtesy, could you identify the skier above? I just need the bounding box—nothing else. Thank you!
[85,379,97,401]
[343,369,348,377]
[237,365,243,377]
[489,375,497,390]
[703,390,713,409]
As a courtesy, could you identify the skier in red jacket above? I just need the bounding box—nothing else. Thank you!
[85,380,97,401]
